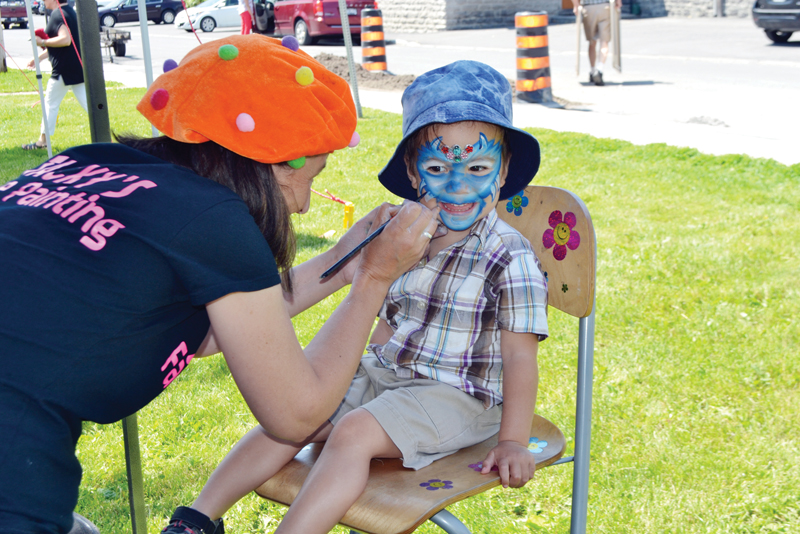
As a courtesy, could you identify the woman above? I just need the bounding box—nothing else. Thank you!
[0,35,439,534]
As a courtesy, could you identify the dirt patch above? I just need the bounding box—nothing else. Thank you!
[315,54,576,109]
[315,53,416,91]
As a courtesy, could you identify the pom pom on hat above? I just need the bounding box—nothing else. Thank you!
[218,44,239,60]
[137,35,357,164]
[348,131,360,148]
[163,59,178,73]
[236,113,255,132]
[150,89,169,110]
[281,35,300,51]
[295,66,314,86]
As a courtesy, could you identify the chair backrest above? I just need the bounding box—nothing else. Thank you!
[497,185,596,318]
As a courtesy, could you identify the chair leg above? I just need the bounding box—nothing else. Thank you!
[430,509,472,534]
[570,309,595,534]
[122,415,147,534]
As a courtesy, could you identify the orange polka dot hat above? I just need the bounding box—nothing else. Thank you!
[137,35,358,164]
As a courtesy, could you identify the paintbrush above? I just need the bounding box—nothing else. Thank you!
[320,193,428,280]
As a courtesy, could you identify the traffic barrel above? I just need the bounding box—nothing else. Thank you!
[515,12,554,104]
[361,8,387,72]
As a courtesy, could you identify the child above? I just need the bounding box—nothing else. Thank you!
[161,60,549,534]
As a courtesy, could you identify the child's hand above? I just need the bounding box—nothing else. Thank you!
[481,440,536,489]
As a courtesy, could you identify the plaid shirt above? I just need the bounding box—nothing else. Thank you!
[369,209,548,407]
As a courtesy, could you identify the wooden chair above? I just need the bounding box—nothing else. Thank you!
[254,185,597,534]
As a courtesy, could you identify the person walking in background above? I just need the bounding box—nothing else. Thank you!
[23,0,87,150]
[238,0,253,34]
[573,0,621,86]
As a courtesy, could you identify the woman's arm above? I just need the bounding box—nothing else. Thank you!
[480,330,539,488]
[206,202,439,442]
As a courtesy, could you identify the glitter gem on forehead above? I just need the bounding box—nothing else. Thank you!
[440,141,474,163]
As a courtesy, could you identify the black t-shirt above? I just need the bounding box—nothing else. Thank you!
[0,144,281,423]
[45,4,83,85]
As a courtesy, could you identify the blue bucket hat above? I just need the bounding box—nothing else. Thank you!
[378,60,541,201]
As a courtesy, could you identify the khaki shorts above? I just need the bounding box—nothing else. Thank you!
[330,354,502,470]
[582,3,611,43]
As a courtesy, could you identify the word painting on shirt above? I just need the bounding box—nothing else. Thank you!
[0,155,157,251]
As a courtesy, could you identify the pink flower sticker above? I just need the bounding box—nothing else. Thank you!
[543,210,580,261]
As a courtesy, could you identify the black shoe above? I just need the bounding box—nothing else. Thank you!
[161,507,224,534]
[594,71,605,86]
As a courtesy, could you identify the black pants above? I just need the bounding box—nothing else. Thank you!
[0,384,82,534]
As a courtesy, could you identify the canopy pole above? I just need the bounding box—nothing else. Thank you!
[337,0,362,118]
[24,0,53,157]
[76,0,111,143]
[135,0,158,136]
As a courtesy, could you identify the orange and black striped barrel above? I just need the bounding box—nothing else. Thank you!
[515,12,553,104]
[361,8,387,72]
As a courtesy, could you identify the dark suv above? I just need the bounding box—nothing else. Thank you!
[98,0,184,27]
[273,0,376,45]
[752,0,800,42]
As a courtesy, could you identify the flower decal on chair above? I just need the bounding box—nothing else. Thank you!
[468,462,498,472]
[528,437,548,454]
[506,190,529,216]
[543,210,580,261]
[420,479,454,491]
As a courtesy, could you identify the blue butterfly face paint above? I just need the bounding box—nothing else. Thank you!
[415,130,504,231]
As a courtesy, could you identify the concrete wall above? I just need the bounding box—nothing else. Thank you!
[376,0,751,33]
[641,0,751,17]
[378,0,561,32]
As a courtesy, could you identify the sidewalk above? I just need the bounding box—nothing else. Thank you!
[8,15,797,166]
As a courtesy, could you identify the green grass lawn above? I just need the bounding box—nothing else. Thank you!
[2,79,799,534]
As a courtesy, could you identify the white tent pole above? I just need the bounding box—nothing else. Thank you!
[135,0,158,136]
[337,0,362,118]
[24,0,53,157]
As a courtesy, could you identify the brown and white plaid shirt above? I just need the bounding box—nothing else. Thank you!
[369,209,548,408]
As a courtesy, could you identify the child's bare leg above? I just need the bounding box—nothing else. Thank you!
[274,408,400,534]
[193,422,332,520]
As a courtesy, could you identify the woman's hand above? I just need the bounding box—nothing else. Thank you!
[354,200,440,287]
[330,203,399,285]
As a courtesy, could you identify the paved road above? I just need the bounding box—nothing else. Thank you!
[3,15,798,164]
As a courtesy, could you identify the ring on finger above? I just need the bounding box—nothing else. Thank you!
[422,231,433,240]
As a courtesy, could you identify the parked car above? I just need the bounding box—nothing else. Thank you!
[273,0,376,45]
[176,0,238,32]
[752,0,800,43]
[1,0,28,29]
[176,0,273,33]
[98,0,184,28]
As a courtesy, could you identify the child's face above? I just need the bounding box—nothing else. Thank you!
[409,122,507,232]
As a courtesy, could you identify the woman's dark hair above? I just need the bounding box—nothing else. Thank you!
[115,134,295,293]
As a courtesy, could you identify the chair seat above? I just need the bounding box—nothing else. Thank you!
[255,414,565,534]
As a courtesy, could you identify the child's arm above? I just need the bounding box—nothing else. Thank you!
[480,330,539,488]
[369,319,393,345]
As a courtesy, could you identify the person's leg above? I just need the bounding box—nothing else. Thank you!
[0,385,83,534]
[191,422,332,521]
[594,6,611,84]
[69,82,89,112]
[41,75,69,141]
[588,38,597,71]
[274,408,401,534]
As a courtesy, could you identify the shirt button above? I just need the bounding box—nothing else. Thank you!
[417,301,426,310]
